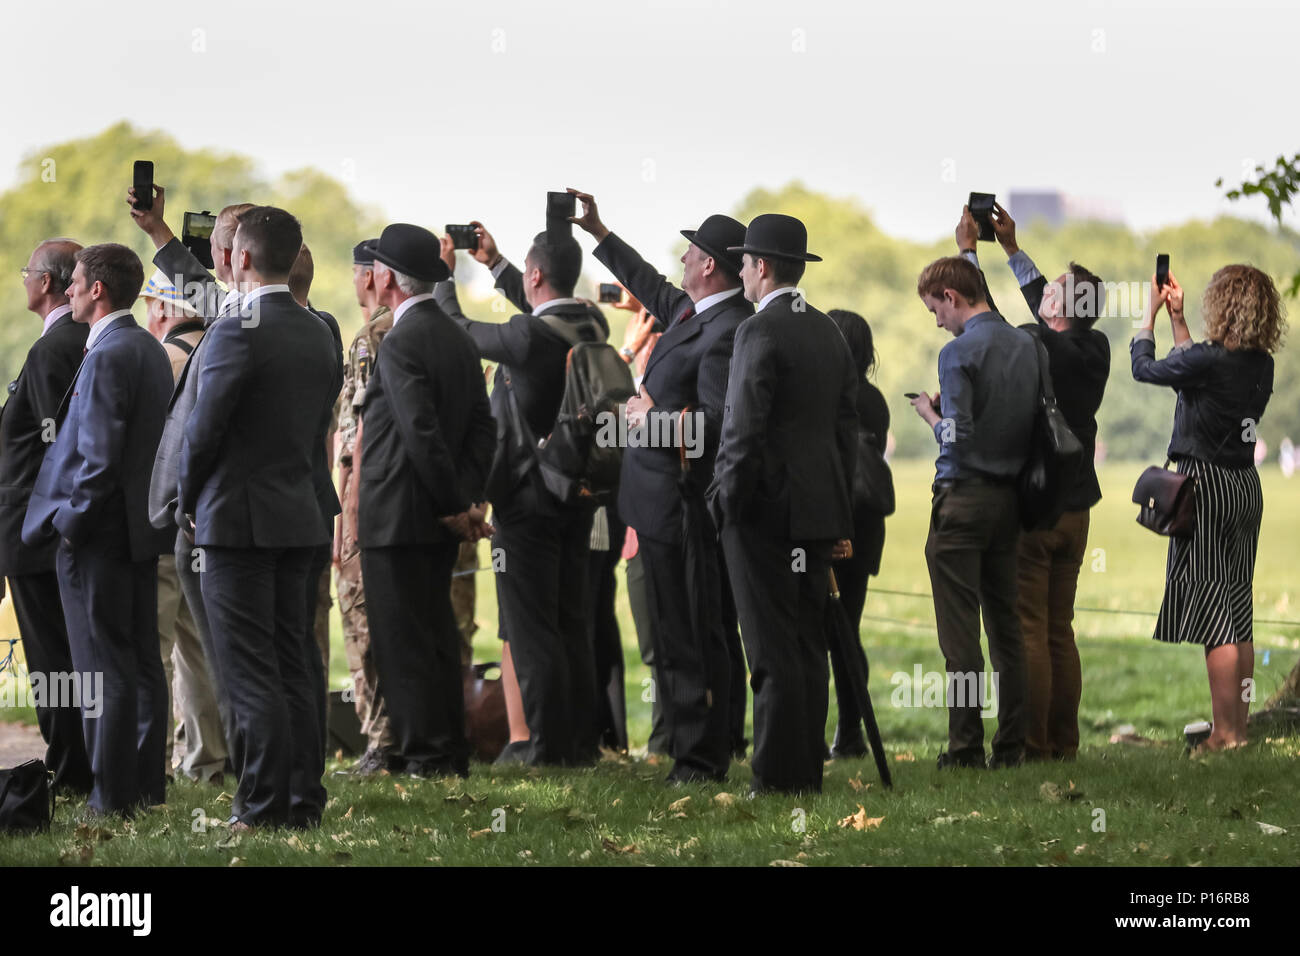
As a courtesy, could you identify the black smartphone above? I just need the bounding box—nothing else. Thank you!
[1156,253,1170,289]
[546,191,575,238]
[904,392,920,400]
[968,192,995,242]
[182,211,216,269]
[598,283,623,304]
[446,224,479,251]
[133,160,154,211]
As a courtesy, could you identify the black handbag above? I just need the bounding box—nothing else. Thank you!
[0,759,53,832]
[1132,459,1197,537]
[852,429,895,518]
[1017,328,1084,531]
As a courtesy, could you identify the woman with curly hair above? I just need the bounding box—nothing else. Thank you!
[1131,264,1286,752]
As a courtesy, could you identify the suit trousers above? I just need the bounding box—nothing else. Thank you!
[305,542,331,752]
[201,545,324,827]
[720,521,831,794]
[56,539,166,815]
[716,545,749,756]
[640,532,731,779]
[156,558,227,780]
[924,481,1027,762]
[624,550,668,755]
[361,543,468,776]
[174,531,236,758]
[7,571,93,793]
[588,516,628,752]
[493,507,595,766]
[1015,508,1089,760]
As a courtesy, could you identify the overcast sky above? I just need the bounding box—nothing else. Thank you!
[2,0,1295,274]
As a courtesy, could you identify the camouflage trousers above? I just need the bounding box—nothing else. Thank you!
[338,540,478,752]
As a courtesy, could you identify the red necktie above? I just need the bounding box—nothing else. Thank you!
[673,305,695,327]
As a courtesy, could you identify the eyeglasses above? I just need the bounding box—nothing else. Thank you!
[20,268,49,280]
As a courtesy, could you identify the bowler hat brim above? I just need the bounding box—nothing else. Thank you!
[725,244,822,263]
[680,230,745,273]
[370,248,450,283]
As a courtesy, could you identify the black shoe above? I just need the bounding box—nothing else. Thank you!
[666,765,726,786]
[493,740,530,766]
[829,730,869,760]
[936,749,985,770]
[345,748,390,777]
[987,750,1024,770]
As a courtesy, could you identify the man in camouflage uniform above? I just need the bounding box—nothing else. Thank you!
[336,240,395,772]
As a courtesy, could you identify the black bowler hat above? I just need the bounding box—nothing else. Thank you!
[352,238,379,266]
[370,223,450,282]
[727,213,822,262]
[680,214,747,275]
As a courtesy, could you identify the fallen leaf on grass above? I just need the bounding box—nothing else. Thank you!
[713,792,737,808]
[932,815,960,826]
[228,856,244,867]
[668,796,691,813]
[342,806,354,820]
[394,782,410,801]
[838,805,884,831]
[215,791,234,804]
[284,834,309,852]
[770,859,807,867]
[1257,822,1287,836]
[893,753,915,762]
[847,773,870,793]
[601,838,639,855]
[216,833,241,850]
[468,828,492,839]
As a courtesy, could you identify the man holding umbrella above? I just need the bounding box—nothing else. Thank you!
[569,188,751,784]
[707,215,858,796]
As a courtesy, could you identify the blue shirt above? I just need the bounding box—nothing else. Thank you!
[933,312,1038,481]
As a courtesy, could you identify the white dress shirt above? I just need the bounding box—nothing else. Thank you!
[691,287,743,314]
[85,309,132,351]
[757,286,799,312]
[392,292,435,326]
[41,303,72,338]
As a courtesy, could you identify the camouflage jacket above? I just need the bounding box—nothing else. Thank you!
[336,305,393,466]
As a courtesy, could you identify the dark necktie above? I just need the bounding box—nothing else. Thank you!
[673,304,695,328]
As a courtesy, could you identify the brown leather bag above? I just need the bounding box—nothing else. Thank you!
[1132,460,1197,538]
[463,662,509,762]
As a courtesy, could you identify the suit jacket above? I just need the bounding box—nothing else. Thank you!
[357,297,496,548]
[434,267,606,517]
[178,291,340,548]
[0,312,89,575]
[308,307,344,530]
[146,239,240,531]
[707,290,858,542]
[594,232,753,542]
[22,313,174,561]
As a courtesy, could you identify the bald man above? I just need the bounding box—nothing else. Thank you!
[0,239,93,794]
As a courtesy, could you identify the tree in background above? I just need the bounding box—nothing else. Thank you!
[0,121,383,385]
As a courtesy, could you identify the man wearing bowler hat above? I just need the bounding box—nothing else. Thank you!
[707,214,858,795]
[358,223,496,778]
[570,188,752,783]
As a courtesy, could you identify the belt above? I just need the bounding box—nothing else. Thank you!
[933,474,1016,493]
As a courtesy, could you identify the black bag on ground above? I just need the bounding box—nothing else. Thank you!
[502,315,636,508]
[0,759,53,832]
[1017,326,1083,531]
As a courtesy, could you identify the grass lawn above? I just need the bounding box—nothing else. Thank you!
[1,461,1297,866]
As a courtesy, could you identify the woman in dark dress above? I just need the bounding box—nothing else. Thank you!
[826,309,890,758]
[1131,265,1285,752]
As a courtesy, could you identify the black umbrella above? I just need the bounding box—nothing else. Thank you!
[826,564,892,788]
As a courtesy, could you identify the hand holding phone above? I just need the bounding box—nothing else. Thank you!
[446,224,480,251]
[546,191,576,238]
[968,192,995,242]
[133,161,154,211]
[1155,253,1170,289]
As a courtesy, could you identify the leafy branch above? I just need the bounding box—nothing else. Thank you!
[1217,152,1300,296]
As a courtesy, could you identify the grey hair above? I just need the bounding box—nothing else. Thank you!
[374,260,433,296]
[34,237,82,289]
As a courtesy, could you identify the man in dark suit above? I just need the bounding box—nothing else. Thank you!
[359,223,495,778]
[178,207,340,829]
[131,187,254,762]
[434,223,605,767]
[288,243,344,750]
[569,189,752,783]
[22,243,175,817]
[2,239,92,794]
[707,215,858,795]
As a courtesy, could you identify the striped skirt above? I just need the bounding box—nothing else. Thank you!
[1154,456,1262,647]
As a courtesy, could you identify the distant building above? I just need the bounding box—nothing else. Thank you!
[1007,190,1124,227]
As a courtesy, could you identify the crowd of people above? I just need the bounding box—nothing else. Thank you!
[2,179,1286,828]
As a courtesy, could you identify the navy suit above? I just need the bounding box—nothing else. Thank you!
[23,311,174,814]
[707,289,858,794]
[593,233,752,779]
[0,309,92,793]
[179,289,340,827]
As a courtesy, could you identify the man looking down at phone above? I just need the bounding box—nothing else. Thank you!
[911,255,1037,771]
[955,202,1110,763]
